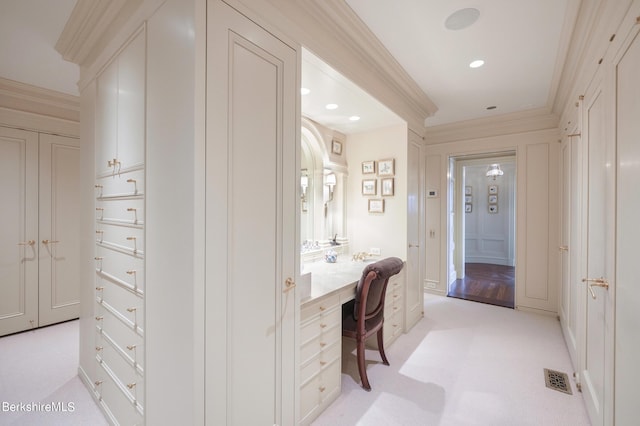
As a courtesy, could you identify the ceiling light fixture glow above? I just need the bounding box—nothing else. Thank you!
[301,87,310,95]
[325,103,338,110]
[349,116,361,121]
[469,60,485,68]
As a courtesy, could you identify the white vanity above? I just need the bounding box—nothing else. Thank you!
[298,258,407,425]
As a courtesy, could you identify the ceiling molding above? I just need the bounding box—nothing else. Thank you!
[0,77,79,122]
[424,108,559,145]
[55,0,144,66]
[0,107,79,137]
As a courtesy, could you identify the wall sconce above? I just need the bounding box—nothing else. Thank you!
[325,172,336,202]
[486,163,504,180]
[300,174,308,201]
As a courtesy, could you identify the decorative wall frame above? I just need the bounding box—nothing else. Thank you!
[368,199,384,213]
[465,195,472,203]
[381,178,394,196]
[489,204,498,214]
[362,160,376,174]
[378,158,395,176]
[362,179,377,195]
[331,139,342,155]
[465,186,472,195]
[465,203,472,213]
[488,194,498,204]
[488,184,498,194]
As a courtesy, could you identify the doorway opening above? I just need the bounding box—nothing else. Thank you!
[447,153,516,309]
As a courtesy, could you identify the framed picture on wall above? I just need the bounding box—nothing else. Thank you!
[368,199,384,213]
[378,158,395,176]
[465,186,472,195]
[465,195,472,203]
[465,203,472,213]
[489,204,498,214]
[362,160,376,174]
[488,184,498,194]
[331,140,342,155]
[488,194,498,204]
[362,179,377,195]
[381,178,394,196]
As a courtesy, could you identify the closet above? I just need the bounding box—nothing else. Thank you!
[0,126,80,337]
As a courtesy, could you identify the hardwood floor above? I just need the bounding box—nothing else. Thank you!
[447,263,515,309]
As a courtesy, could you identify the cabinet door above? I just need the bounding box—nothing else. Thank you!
[0,127,38,336]
[206,2,298,425]
[96,60,118,176]
[39,134,81,326]
[117,29,146,172]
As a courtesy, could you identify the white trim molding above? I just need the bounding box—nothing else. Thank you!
[0,77,79,123]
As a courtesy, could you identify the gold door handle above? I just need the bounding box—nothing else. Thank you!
[558,245,568,252]
[283,277,296,293]
[17,240,35,246]
[581,277,609,299]
[42,239,59,244]
[408,244,420,248]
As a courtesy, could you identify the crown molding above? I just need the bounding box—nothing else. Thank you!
[0,77,79,123]
[0,107,79,137]
[424,108,559,145]
[55,0,144,66]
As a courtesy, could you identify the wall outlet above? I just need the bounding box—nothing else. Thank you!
[425,282,437,289]
[369,247,381,255]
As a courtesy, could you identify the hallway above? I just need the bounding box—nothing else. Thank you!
[448,263,515,309]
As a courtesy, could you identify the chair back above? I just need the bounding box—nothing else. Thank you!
[353,257,404,320]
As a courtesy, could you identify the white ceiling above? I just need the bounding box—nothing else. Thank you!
[0,0,576,133]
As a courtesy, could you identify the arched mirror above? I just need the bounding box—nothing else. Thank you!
[300,118,348,260]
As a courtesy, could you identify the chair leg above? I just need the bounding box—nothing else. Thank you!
[356,338,371,391]
[377,328,389,366]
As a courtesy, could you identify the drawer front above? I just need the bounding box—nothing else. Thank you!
[300,358,341,422]
[97,223,144,255]
[300,306,341,344]
[98,281,144,331]
[301,293,340,322]
[96,169,145,199]
[96,198,145,226]
[95,363,144,425]
[96,246,145,293]
[300,322,341,365]
[384,309,404,343]
[97,337,144,405]
[300,338,341,385]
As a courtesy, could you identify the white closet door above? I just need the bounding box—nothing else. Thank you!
[96,59,118,177]
[0,127,38,336]
[206,1,298,425]
[39,133,81,326]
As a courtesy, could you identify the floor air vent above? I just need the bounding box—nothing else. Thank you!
[544,368,572,395]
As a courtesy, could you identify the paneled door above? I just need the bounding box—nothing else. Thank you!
[406,133,423,330]
[0,127,38,336]
[579,76,615,426]
[39,134,80,326]
[206,1,298,425]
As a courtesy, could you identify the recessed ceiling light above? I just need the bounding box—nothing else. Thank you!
[349,116,361,121]
[301,87,310,95]
[469,60,485,68]
[486,105,497,110]
[325,103,338,110]
[445,8,480,31]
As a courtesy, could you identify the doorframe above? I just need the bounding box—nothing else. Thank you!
[448,152,517,296]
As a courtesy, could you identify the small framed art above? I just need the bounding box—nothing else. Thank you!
[465,186,472,195]
[381,178,394,196]
[489,204,498,214]
[488,184,498,194]
[368,199,384,213]
[488,195,498,204]
[362,179,377,195]
[378,158,395,176]
[331,140,342,155]
[362,160,376,174]
[465,203,472,213]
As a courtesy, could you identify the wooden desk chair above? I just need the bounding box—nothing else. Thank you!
[342,257,404,391]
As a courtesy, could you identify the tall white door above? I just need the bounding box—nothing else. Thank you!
[406,134,423,330]
[0,127,39,336]
[614,12,640,424]
[580,77,615,426]
[38,134,80,326]
[206,1,298,425]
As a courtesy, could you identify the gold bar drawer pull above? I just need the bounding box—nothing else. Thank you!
[95,346,103,352]
[126,236,137,253]
[127,179,138,194]
[94,381,103,386]
[42,239,59,244]
[126,270,137,275]
[95,316,103,321]
[319,386,326,393]
[126,345,137,351]
[127,382,136,389]
[127,208,138,223]
[17,240,36,246]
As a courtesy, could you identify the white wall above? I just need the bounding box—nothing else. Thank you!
[346,124,408,259]
[463,162,515,266]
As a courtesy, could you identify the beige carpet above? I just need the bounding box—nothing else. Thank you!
[313,294,591,426]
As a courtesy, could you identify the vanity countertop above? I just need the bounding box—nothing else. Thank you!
[300,258,375,304]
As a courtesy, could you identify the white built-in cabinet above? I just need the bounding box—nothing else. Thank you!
[0,126,80,337]
[91,27,146,425]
